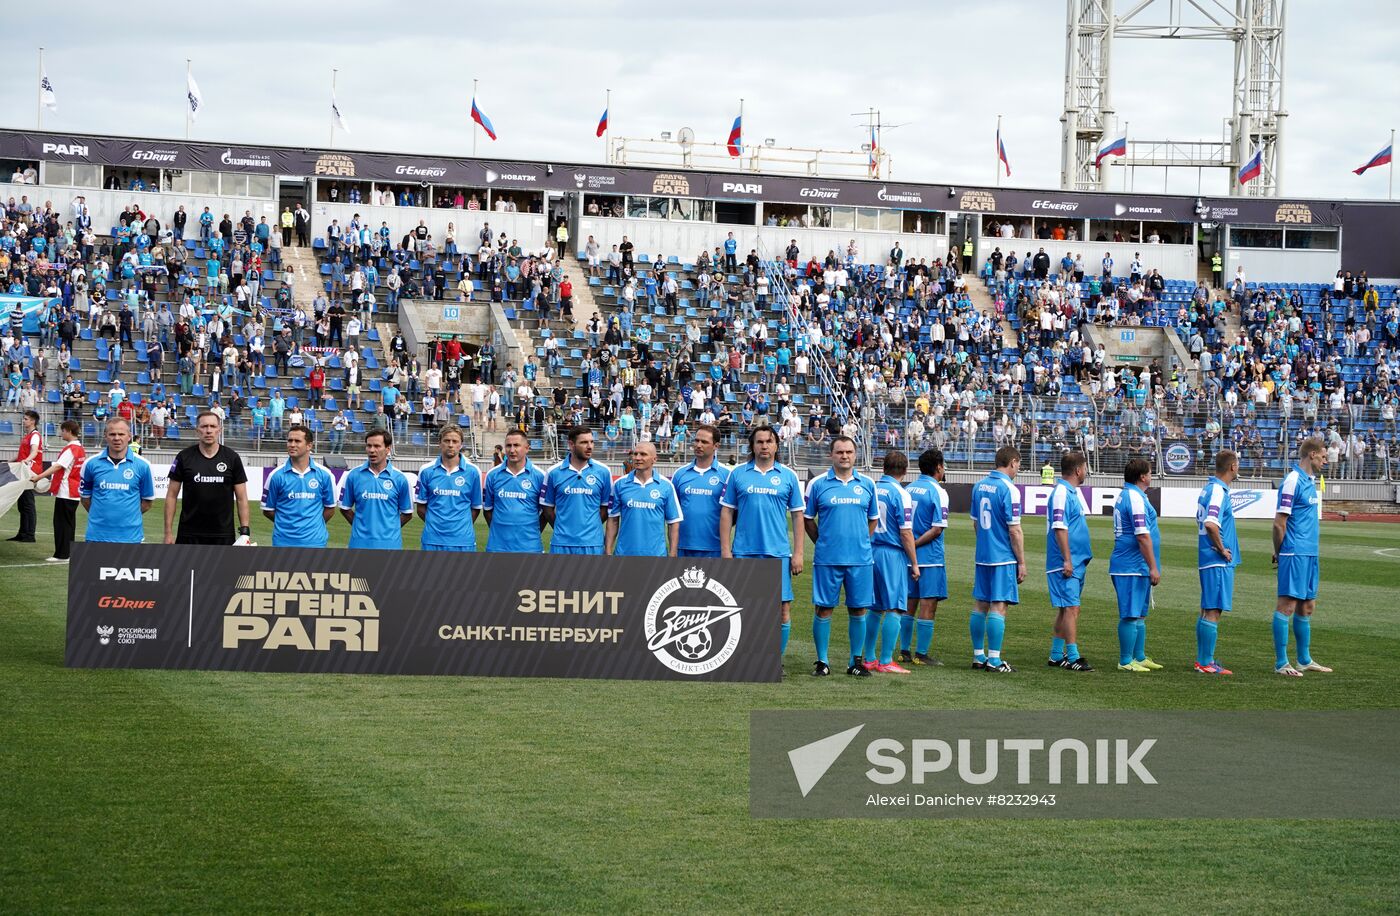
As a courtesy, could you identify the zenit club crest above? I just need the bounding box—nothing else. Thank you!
[644,568,743,675]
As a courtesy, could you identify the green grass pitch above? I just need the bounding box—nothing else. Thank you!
[2,500,1398,913]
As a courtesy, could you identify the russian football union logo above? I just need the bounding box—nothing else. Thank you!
[96,625,114,645]
[644,567,744,675]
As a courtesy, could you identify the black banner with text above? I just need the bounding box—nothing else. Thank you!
[65,544,781,682]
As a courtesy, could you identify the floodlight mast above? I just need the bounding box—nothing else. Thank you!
[1060,0,1287,197]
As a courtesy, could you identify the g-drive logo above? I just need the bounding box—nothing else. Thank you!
[788,724,1157,797]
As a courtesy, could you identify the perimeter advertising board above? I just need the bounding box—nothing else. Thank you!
[65,544,781,682]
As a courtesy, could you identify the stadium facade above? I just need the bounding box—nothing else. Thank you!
[4,128,1398,283]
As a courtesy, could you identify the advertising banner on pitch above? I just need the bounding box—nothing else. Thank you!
[65,544,780,682]
[1159,486,1277,519]
[942,484,1159,517]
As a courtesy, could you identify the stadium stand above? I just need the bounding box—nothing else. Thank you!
[2,187,1397,479]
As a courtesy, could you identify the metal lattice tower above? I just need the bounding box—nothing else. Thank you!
[1061,0,1288,196]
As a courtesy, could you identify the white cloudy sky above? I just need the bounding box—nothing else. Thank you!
[8,0,1399,200]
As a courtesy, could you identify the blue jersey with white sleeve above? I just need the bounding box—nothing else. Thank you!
[415,459,483,549]
[905,475,948,567]
[1276,465,1320,557]
[1110,483,1160,575]
[262,460,337,547]
[1046,479,1093,570]
[1197,477,1240,569]
[608,472,682,557]
[671,460,730,553]
[873,477,913,550]
[540,458,612,548]
[720,461,804,557]
[339,463,413,549]
[804,469,879,566]
[970,469,1021,565]
[483,461,546,553]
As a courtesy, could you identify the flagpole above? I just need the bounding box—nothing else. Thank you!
[36,47,44,130]
[185,59,192,140]
[330,69,338,149]
[605,88,611,165]
[472,78,479,158]
[739,98,745,171]
[995,114,1002,187]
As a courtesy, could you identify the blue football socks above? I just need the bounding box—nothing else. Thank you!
[1293,615,1313,666]
[970,610,988,663]
[780,621,790,656]
[1050,636,1066,662]
[1065,642,1080,662]
[879,610,900,666]
[1272,611,1291,668]
[813,615,831,665]
[985,612,1006,663]
[1196,618,1218,667]
[916,619,935,657]
[1118,618,1137,666]
[847,614,867,667]
[898,613,916,652]
[863,611,882,661]
[1134,618,1147,663]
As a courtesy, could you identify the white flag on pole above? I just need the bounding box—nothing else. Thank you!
[332,95,350,133]
[40,69,57,112]
[186,71,203,121]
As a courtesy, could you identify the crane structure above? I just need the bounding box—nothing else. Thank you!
[1060,0,1287,196]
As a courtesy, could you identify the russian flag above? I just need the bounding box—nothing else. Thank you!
[1095,135,1126,168]
[596,108,609,138]
[1238,148,1263,185]
[727,113,742,157]
[471,97,497,141]
[869,124,878,176]
[1354,144,1393,175]
[997,128,1011,177]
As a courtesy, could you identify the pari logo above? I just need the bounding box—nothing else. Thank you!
[1164,443,1193,474]
[223,571,380,652]
[42,141,89,156]
[722,181,763,195]
[644,567,743,675]
[100,567,159,582]
[314,153,356,177]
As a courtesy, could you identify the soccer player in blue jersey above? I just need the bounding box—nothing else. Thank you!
[1272,437,1332,677]
[1046,451,1095,671]
[804,436,880,678]
[79,418,154,543]
[969,446,1025,673]
[414,425,482,551]
[720,426,805,661]
[261,424,336,547]
[483,429,547,553]
[541,426,611,554]
[672,424,730,558]
[338,430,413,550]
[1195,450,1240,675]
[865,451,919,674]
[899,449,948,667]
[1110,457,1162,672]
[607,442,681,557]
